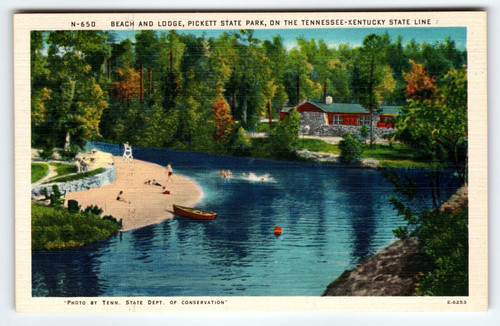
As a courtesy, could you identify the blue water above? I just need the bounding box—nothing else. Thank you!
[32,143,461,297]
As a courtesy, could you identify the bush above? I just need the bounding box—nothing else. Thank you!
[67,200,80,213]
[384,170,468,296]
[359,124,370,144]
[59,146,79,161]
[228,126,251,156]
[414,207,468,296]
[83,205,103,216]
[32,203,121,251]
[39,145,54,161]
[338,133,363,163]
[271,108,301,158]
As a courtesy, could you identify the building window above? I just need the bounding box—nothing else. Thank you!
[333,115,342,125]
[359,116,370,126]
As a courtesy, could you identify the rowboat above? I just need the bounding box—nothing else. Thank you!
[172,204,217,220]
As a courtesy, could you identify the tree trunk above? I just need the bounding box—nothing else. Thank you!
[267,100,272,128]
[64,131,71,151]
[369,54,375,148]
[296,75,300,105]
[139,64,143,104]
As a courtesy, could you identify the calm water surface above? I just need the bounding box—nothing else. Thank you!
[32,143,460,296]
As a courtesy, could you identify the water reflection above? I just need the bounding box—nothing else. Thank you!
[131,225,155,262]
[336,170,378,265]
[32,237,116,297]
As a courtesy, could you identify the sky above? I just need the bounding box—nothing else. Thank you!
[111,27,466,50]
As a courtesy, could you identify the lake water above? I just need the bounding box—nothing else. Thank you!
[32,143,460,296]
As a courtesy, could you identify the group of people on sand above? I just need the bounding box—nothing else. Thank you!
[116,163,175,208]
[219,169,232,180]
[143,164,174,194]
[74,158,89,173]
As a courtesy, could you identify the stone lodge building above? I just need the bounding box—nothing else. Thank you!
[280,96,400,138]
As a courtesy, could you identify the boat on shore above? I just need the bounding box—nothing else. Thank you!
[173,204,217,220]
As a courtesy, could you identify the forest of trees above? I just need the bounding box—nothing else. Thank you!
[30,29,466,155]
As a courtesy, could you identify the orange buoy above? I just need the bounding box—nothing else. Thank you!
[274,226,283,236]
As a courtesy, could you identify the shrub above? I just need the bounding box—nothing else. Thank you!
[39,146,54,161]
[67,200,80,213]
[414,207,468,296]
[384,170,468,296]
[83,205,103,216]
[338,133,363,163]
[271,108,301,158]
[32,203,121,251]
[359,124,370,144]
[58,146,79,161]
[228,126,251,156]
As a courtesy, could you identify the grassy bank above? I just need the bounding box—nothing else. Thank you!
[249,137,437,168]
[31,163,49,183]
[51,163,77,177]
[361,144,438,169]
[32,203,121,251]
[43,168,106,184]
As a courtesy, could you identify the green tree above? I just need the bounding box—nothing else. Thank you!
[352,34,395,146]
[228,126,251,156]
[271,108,301,158]
[262,36,289,119]
[134,30,158,69]
[229,30,274,130]
[154,31,185,111]
[338,133,363,163]
[36,31,110,149]
[285,47,322,105]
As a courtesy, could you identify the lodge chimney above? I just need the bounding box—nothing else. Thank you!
[325,96,333,105]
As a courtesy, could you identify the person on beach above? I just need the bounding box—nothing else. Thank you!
[161,186,171,195]
[80,158,88,172]
[75,159,81,173]
[116,191,130,204]
[152,179,163,187]
[166,164,174,182]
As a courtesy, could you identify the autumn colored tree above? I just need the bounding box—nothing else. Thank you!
[404,60,437,101]
[111,67,141,103]
[395,61,467,185]
[213,92,235,142]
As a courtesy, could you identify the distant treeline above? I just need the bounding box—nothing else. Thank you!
[31,29,466,152]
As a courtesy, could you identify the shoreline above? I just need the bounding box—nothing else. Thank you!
[65,156,202,232]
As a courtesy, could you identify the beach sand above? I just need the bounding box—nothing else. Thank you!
[65,156,201,232]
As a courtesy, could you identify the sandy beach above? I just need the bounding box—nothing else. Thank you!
[65,156,201,232]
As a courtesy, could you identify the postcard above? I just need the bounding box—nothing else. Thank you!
[14,11,487,312]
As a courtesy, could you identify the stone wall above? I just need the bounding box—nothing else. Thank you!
[299,111,395,139]
[31,163,116,197]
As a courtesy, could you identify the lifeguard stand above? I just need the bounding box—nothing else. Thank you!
[118,142,133,170]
